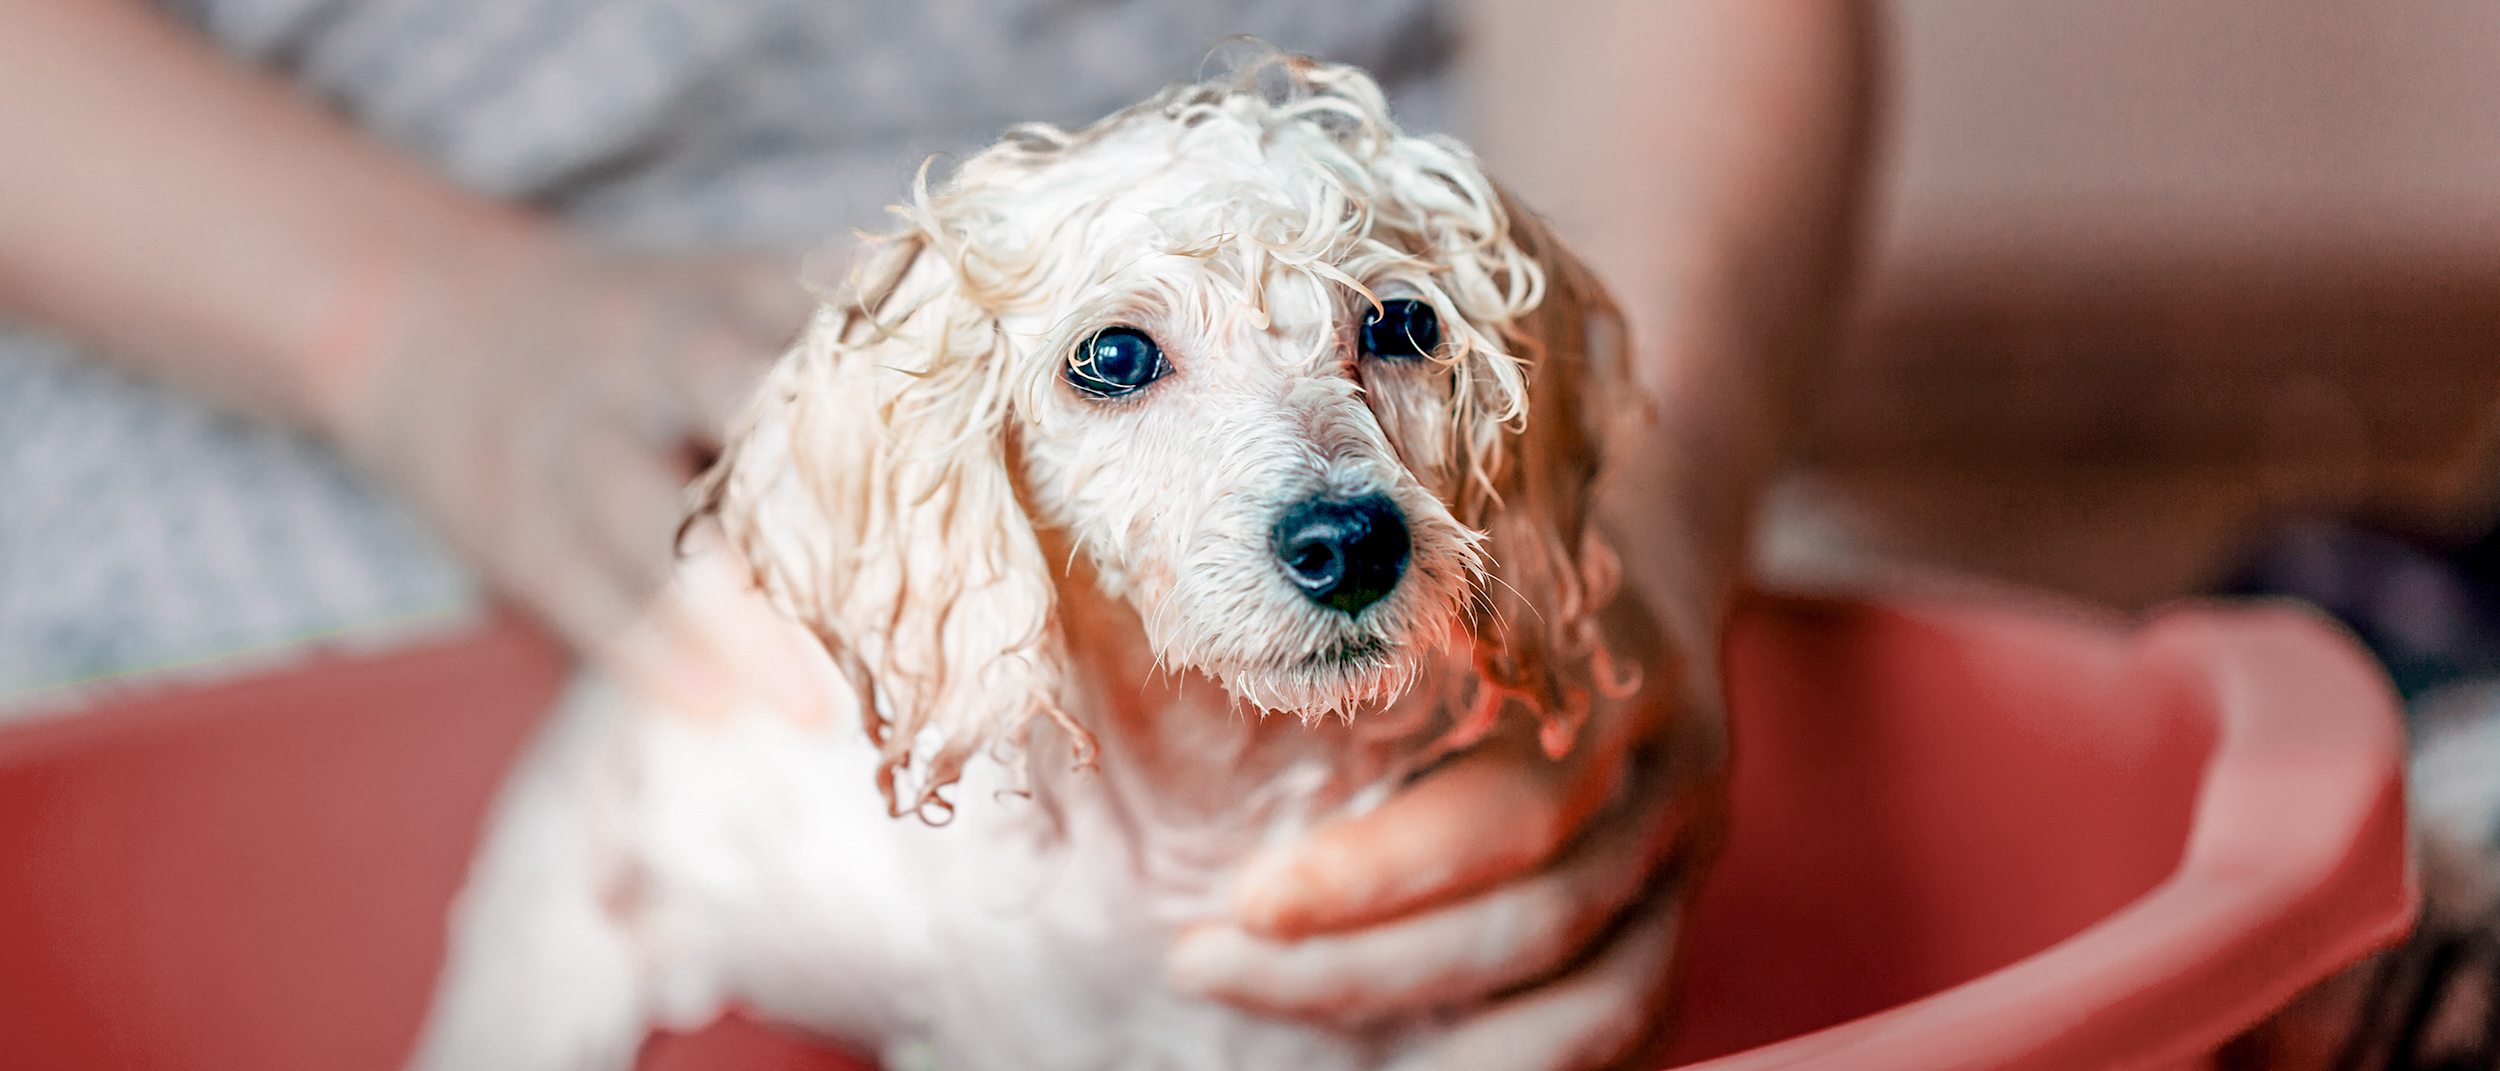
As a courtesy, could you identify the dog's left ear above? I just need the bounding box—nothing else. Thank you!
[1463,190,1648,758]
[689,234,1084,821]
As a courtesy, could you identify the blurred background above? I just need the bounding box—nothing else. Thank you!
[1770,0,2500,701]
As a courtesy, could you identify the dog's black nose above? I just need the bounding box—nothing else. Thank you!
[1272,495,1410,616]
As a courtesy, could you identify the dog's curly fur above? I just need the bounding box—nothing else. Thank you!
[417,56,1650,1071]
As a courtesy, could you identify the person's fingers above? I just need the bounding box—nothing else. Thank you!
[487,434,828,725]
[1380,897,1683,1071]
[673,323,778,439]
[1172,770,1690,1023]
[654,258,810,434]
[1229,732,1628,940]
[501,520,649,663]
[597,559,840,725]
[548,419,817,724]
[668,531,840,725]
[564,418,692,586]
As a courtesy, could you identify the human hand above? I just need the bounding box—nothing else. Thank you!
[316,237,815,703]
[1167,569,1728,1070]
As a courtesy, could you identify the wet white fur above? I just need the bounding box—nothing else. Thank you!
[415,58,1640,1071]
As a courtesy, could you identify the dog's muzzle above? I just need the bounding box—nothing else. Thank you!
[1271,494,1410,616]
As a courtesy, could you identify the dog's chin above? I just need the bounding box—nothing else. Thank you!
[1202,637,1430,721]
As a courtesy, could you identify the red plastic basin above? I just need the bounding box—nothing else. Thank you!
[1661,596,2413,1070]
[0,595,2413,1070]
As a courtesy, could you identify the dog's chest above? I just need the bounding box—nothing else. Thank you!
[616,699,1382,1071]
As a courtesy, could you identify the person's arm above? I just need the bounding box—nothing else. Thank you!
[1181,1,1879,1061]
[0,0,535,431]
[0,0,813,713]
[1475,0,1878,680]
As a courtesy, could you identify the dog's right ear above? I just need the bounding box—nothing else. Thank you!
[690,233,1085,821]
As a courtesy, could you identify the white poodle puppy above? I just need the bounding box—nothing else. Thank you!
[415,56,1656,1071]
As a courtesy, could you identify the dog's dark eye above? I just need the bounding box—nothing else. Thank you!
[1066,326,1167,398]
[1360,299,1440,360]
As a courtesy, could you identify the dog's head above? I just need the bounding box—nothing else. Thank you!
[695,57,1640,818]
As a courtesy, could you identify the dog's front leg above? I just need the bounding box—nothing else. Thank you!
[409,675,657,1071]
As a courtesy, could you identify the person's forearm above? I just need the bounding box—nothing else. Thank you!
[0,0,551,435]
[1466,0,1879,647]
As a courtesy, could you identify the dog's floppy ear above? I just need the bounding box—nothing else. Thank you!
[691,232,1086,820]
[1462,190,1646,758]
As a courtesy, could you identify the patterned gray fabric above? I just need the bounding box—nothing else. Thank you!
[0,0,1455,709]
[0,329,475,707]
[169,0,1455,244]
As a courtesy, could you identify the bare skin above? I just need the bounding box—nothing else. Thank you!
[0,1,1876,1064]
